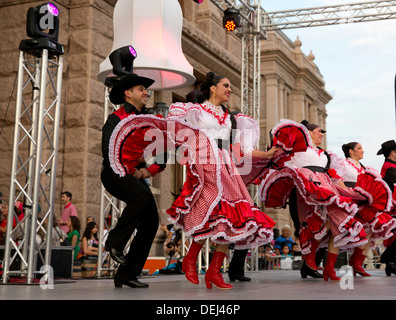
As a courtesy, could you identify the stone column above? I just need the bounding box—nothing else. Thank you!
[265,75,279,134]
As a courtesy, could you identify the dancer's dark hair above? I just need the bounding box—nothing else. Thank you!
[341,142,359,159]
[187,72,238,143]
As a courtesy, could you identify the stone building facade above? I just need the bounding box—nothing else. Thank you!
[0,0,331,254]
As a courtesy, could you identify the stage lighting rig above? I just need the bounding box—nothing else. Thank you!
[109,45,137,77]
[20,2,63,57]
[223,7,241,32]
[104,45,138,87]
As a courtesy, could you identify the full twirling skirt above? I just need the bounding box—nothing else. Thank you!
[259,166,368,254]
[337,168,396,243]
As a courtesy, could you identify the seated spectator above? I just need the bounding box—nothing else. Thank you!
[80,221,99,259]
[67,216,81,260]
[47,216,67,246]
[0,203,16,244]
[259,244,277,269]
[14,201,25,222]
[274,225,294,252]
[291,242,302,256]
[85,216,95,228]
[164,227,182,259]
[281,244,292,258]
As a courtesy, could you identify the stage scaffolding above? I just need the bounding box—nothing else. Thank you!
[2,46,63,284]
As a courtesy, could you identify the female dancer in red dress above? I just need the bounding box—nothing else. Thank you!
[330,142,395,277]
[166,72,281,289]
[259,121,368,281]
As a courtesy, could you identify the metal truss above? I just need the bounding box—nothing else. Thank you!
[2,49,63,284]
[262,0,396,30]
[209,0,264,119]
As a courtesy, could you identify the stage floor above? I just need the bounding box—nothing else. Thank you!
[1,269,395,301]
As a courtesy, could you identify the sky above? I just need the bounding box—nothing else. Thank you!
[261,0,396,171]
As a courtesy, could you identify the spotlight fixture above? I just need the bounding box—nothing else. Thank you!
[223,7,241,32]
[26,2,60,41]
[20,2,63,57]
[109,45,137,77]
[193,0,205,3]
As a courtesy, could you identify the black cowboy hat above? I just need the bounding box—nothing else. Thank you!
[377,140,396,155]
[109,73,155,105]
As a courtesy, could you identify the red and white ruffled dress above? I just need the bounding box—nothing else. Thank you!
[259,138,368,255]
[166,101,276,249]
[329,155,395,243]
[107,103,310,250]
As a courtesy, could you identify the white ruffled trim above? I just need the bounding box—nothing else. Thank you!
[271,119,313,149]
[259,166,359,218]
[369,212,396,240]
[365,168,393,212]
[108,113,157,177]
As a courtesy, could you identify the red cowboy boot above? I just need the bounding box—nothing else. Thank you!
[323,252,341,281]
[303,239,320,270]
[182,241,203,284]
[205,251,233,289]
[349,247,371,277]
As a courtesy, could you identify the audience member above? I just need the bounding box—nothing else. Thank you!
[57,191,78,234]
[0,203,16,245]
[14,201,25,222]
[164,226,182,259]
[274,225,294,252]
[291,242,302,256]
[51,216,67,246]
[67,216,81,260]
[80,221,99,259]
[281,244,292,258]
[259,244,277,269]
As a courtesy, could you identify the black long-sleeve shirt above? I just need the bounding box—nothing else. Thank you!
[101,101,167,175]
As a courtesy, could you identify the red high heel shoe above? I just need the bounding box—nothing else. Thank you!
[205,251,233,290]
[182,241,203,285]
[349,248,371,277]
[323,252,341,281]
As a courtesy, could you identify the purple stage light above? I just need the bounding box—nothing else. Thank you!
[47,3,59,16]
[129,45,137,58]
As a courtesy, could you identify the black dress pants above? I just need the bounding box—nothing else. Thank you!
[101,167,159,281]
[381,239,396,264]
[228,249,248,277]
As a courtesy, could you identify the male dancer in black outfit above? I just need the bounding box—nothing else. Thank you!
[101,73,166,288]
